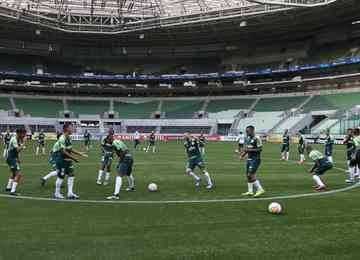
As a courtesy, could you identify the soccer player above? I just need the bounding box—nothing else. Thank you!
[35,129,46,156]
[134,130,141,150]
[84,130,91,151]
[2,129,11,159]
[297,132,306,164]
[344,128,356,183]
[240,125,265,197]
[5,128,27,195]
[53,124,88,200]
[306,145,333,191]
[97,129,114,186]
[281,129,290,161]
[198,132,206,155]
[40,132,63,186]
[184,132,213,191]
[351,128,360,180]
[236,131,246,153]
[107,139,135,200]
[146,131,156,153]
[324,129,334,163]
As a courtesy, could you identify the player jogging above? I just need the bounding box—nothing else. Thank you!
[97,128,114,186]
[184,132,213,191]
[84,130,91,151]
[3,129,11,159]
[344,128,356,183]
[306,145,333,191]
[53,124,88,200]
[107,139,135,200]
[297,132,306,164]
[36,129,46,156]
[198,132,206,155]
[240,125,265,198]
[281,129,290,161]
[236,131,246,153]
[5,128,27,195]
[146,131,156,153]
[40,132,62,186]
[134,131,141,150]
[324,129,334,163]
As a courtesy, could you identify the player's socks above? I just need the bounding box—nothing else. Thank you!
[254,180,263,191]
[104,172,110,185]
[67,176,75,196]
[327,156,333,163]
[286,152,289,161]
[114,176,122,195]
[242,182,254,196]
[127,175,135,188]
[97,170,104,184]
[6,178,13,191]
[202,171,213,187]
[300,154,305,163]
[3,149,7,159]
[10,182,18,193]
[43,171,57,181]
[36,147,39,155]
[313,175,325,188]
[55,177,63,196]
[188,171,200,181]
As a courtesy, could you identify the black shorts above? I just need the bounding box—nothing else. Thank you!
[281,144,289,153]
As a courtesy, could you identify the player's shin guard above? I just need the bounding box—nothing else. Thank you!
[67,177,75,196]
[114,176,122,195]
[44,170,57,180]
[97,170,104,183]
[127,175,135,188]
[247,182,254,193]
[55,178,63,196]
[105,172,110,183]
[313,175,325,188]
[286,152,289,161]
[202,171,213,186]
[6,178,13,190]
[10,181,18,193]
[254,180,263,191]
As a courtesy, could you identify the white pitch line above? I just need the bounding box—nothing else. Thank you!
[0,183,358,205]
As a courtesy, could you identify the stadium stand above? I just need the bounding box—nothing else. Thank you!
[207,99,255,119]
[0,97,11,111]
[15,98,64,117]
[311,118,340,134]
[274,114,307,133]
[237,112,283,133]
[162,100,203,119]
[114,101,159,119]
[68,100,109,116]
[303,92,360,112]
[253,96,307,112]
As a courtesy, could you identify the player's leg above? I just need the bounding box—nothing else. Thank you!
[10,170,23,195]
[285,147,290,161]
[152,143,156,153]
[97,158,106,185]
[347,158,356,183]
[280,146,285,160]
[3,146,8,159]
[186,161,201,190]
[145,144,150,152]
[199,163,213,189]
[41,170,58,185]
[313,161,332,191]
[107,162,125,199]
[54,168,65,199]
[36,144,40,156]
[42,144,46,155]
[126,158,135,192]
[103,161,112,186]
[65,163,78,199]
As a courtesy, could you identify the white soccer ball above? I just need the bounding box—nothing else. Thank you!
[148,183,158,192]
[268,202,282,214]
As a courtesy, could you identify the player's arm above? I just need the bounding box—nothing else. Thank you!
[61,148,79,163]
[70,148,88,158]
[310,160,320,173]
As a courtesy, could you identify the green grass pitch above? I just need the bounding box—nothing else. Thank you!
[0,140,360,260]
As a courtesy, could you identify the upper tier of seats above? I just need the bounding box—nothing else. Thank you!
[253,96,307,112]
[68,100,110,116]
[114,101,159,119]
[15,98,64,117]
[303,92,360,112]
[162,100,203,119]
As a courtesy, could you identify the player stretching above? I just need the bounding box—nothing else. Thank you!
[36,129,46,156]
[5,128,27,195]
[40,132,63,186]
[84,130,91,151]
[107,139,135,200]
[146,131,156,153]
[324,129,334,163]
[97,129,114,186]
[240,125,265,197]
[297,132,306,164]
[53,124,87,200]
[184,132,213,191]
[236,131,245,153]
[281,129,290,161]
[344,128,356,183]
[3,129,11,159]
[199,132,206,155]
[134,131,141,150]
[306,145,333,191]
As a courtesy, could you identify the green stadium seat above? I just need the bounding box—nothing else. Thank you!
[254,96,307,112]
[68,100,109,116]
[162,100,203,119]
[15,98,64,117]
[0,97,11,111]
[114,101,159,119]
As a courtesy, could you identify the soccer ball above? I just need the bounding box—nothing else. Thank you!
[268,202,282,214]
[148,183,158,192]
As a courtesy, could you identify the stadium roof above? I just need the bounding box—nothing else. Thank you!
[0,0,338,34]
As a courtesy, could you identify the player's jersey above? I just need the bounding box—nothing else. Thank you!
[149,133,155,143]
[309,150,325,162]
[113,140,131,160]
[53,134,72,161]
[198,136,206,147]
[237,134,246,145]
[84,132,91,140]
[101,135,114,156]
[325,135,334,155]
[245,135,262,159]
[37,133,45,144]
[7,136,20,160]
[354,135,360,148]
[298,135,305,151]
[184,138,202,160]
[134,132,141,140]
[345,135,356,156]
[4,133,11,146]
[282,134,290,146]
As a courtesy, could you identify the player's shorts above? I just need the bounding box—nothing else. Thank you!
[101,154,113,167]
[325,147,333,157]
[49,155,57,170]
[6,158,20,173]
[85,140,91,146]
[134,139,140,145]
[238,143,244,150]
[117,154,133,176]
[37,141,45,146]
[56,159,74,178]
[149,141,155,146]
[298,146,305,154]
[281,144,289,153]
[186,157,205,171]
[246,158,261,176]
[315,158,333,175]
